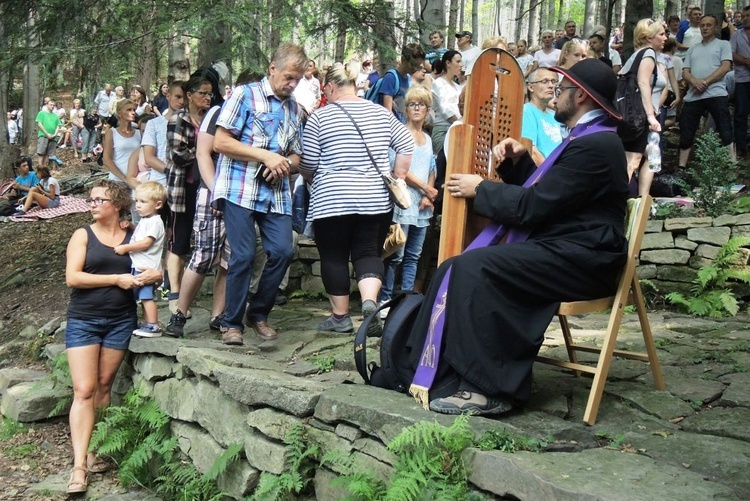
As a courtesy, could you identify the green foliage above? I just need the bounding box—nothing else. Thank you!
[667,237,750,317]
[7,443,37,458]
[251,424,320,500]
[688,131,738,217]
[475,428,548,453]
[0,417,27,441]
[90,387,239,500]
[312,356,335,373]
[653,202,690,220]
[47,353,73,417]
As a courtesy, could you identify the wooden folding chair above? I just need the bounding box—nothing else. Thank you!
[536,194,665,425]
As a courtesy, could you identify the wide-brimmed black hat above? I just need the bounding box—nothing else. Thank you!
[550,59,621,120]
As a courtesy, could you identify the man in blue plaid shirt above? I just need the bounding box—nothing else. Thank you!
[212,43,308,344]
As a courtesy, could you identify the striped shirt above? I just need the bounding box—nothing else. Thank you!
[213,77,304,215]
[299,100,414,220]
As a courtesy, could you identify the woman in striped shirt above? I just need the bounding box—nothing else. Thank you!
[300,63,414,334]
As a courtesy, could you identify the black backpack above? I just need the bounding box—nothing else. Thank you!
[354,291,424,392]
[615,49,657,142]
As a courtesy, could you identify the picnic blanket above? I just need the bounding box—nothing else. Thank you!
[10,196,90,222]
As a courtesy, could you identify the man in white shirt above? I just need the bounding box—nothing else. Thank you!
[676,7,703,59]
[292,60,321,116]
[732,6,750,157]
[456,31,481,76]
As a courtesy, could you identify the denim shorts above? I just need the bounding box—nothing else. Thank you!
[132,269,155,301]
[47,197,60,209]
[65,312,137,350]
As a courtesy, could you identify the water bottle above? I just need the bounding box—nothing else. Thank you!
[647,131,661,173]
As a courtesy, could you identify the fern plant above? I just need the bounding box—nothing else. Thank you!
[667,236,750,317]
[47,353,73,417]
[156,443,242,501]
[251,424,320,500]
[688,131,738,217]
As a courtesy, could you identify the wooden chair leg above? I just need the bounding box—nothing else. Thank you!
[582,302,627,425]
[632,277,665,390]
[558,315,580,376]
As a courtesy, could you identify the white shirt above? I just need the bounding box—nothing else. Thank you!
[129,215,165,270]
[460,46,482,75]
[292,76,321,114]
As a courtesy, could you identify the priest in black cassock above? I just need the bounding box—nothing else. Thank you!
[407,58,630,416]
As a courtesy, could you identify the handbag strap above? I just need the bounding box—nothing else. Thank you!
[329,102,387,179]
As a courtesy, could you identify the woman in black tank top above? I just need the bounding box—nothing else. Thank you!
[63,180,162,494]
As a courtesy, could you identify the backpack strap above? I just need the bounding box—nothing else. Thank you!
[353,295,402,385]
[628,48,658,88]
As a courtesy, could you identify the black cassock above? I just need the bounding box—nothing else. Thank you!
[408,129,629,403]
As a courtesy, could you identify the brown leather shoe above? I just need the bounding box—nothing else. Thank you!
[248,320,278,341]
[221,327,244,346]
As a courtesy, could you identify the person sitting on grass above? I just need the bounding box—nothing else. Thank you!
[15,165,60,215]
[1,157,37,203]
[114,181,167,337]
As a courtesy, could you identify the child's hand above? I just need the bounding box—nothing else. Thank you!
[113,245,127,255]
[119,220,133,231]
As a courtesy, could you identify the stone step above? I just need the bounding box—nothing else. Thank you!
[0,379,71,422]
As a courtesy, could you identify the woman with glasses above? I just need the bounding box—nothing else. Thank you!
[299,63,414,334]
[163,75,213,321]
[619,18,668,196]
[380,86,438,310]
[64,180,162,494]
[430,50,462,154]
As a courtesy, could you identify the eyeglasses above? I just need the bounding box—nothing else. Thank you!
[554,85,579,97]
[530,78,557,86]
[406,102,427,109]
[85,197,111,206]
[194,91,214,98]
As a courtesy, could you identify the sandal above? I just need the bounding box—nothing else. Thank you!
[67,466,88,494]
[87,454,109,473]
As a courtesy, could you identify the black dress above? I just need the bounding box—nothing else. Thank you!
[408,129,629,403]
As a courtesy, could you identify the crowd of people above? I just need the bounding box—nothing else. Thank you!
[11,8,741,494]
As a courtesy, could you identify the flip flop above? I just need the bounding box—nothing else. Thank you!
[67,466,88,494]
[87,455,109,473]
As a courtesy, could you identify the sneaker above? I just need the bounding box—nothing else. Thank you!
[165,310,187,338]
[133,323,162,338]
[168,299,191,318]
[209,313,225,331]
[429,391,513,416]
[361,299,382,337]
[14,210,26,216]
[317,315,354,333]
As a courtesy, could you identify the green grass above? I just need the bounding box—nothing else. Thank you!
[7,443,37,458]
[0,417,27,441]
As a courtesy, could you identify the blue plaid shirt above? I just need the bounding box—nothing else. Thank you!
[212,77,304,215]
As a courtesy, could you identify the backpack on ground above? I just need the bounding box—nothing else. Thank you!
[0,199,15,216]
[615,49,657,142]
[354,291,424,392]
[364,69,400,104]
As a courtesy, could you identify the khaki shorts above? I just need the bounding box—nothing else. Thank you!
[36,137,56,156]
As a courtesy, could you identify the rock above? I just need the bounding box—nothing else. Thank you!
[176,347,284,379]
[335,423,363,442]
[718,373,750,407]
[694,244,721,260]
[673,235,698,251]
[467,447,735,500]
[731,224,750,239]
[133,354,180,381]
[0,380,71,422]
[0,368,46,391]
[298,246,320,260]
[194,379,252,448]
[42,343,66,361]
[664,317,723,335]
[641,232,674,250]
[649,280,693,297]
[213,365,333,416]
[129,336,235,358]
[656,265,698,283]
[288,260,311,278]
[715,214,750,226]
[246,408,304,440]
[687,226,731,246]
[283,360,320,377]
[352,437,398,466]
[681,406,750,442]
[152,378,198,422]
[244,429,287,474]
[636,264,657,279]
[640,249,690,265]
[17,325,38,339]
[171,421,258,499]
[605,382,694,420]
[37,316,62,336]
[688,255,714,269]
[301,275,326,293]
[314,468,356,501]
[663,217,712,231]
[637,367,726,405]
[645,220,663,233]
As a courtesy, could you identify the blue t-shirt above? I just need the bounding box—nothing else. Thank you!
[378,70,410,123]
[521,103,563,159]
[16,172,39,188]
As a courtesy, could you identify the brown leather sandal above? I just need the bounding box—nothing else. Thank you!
[67,466,88,494]
[87,454,109,473]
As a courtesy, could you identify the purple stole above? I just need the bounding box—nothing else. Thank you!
[409,114,616,409]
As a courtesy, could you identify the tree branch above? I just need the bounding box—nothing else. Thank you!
[515,0,547,21]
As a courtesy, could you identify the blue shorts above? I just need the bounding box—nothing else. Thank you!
[47,197,60,209]
[65,312,137,350]
[132,269,155,301]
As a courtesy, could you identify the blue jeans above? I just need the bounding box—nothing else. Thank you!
[735,81,750,155]
[222,201,293,331]
[380,224,427,302]
[80,128,97,155]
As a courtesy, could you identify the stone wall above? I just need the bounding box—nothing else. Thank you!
[639,215,750,297]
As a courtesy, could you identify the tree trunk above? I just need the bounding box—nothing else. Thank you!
[459,0,465,32]
[623,0,653,61]
[197,0,233,81]
[702,0,724,19]
[598,0,609,27]
[547,0,556,37]
[0,16,11,180]
[448,0,459,47]
[23,6,41,156]
[516,0,527,42]
[471,0,478,39]
[168,32,191,82]
[584,0,596,37]
[556,0,564,28]
[374,1,398,71]
[528,0,540,47]
[135,5,157,91]
[614,0,624,29]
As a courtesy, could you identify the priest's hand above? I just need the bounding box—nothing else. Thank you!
[492,138,527,164]
[446,174,483,198]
